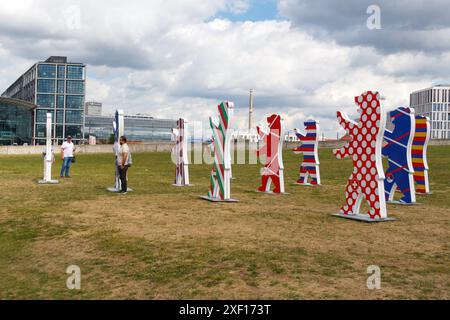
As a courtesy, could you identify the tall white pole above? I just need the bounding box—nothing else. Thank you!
[108,109,132,192]
[39,113,58,184]
[248,89,254,131]
[114,110,124,191]
[44,113,52,181]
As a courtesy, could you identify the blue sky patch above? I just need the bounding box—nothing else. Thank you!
[215,0,279,22]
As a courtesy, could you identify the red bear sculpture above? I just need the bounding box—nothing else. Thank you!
[333,91,388,220]
[257,114,285,194]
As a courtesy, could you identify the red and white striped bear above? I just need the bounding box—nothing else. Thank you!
[257,114,285,194]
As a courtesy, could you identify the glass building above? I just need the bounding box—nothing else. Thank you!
[1,56,86,145]
[85,114,176,143]
[85,101,103,116]
[410,85,450,140]
[0,97,35,145]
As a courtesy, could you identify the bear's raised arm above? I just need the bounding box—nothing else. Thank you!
[337,111,356,132]
[294,129,305,140]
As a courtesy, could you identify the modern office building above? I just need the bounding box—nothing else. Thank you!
[410,85,450,140]
[1,56,86,145]
[84,114,176,143]
[0,97,36,145]
[85,101,102,116]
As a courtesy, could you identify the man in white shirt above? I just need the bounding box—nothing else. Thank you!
[60,136,76,178]
[118,136,132,193]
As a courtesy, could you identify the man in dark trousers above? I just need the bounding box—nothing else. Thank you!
[118,136,132,194]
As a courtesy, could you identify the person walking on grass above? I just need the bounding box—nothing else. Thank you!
[118,136,132,194]
[60,136,75,178]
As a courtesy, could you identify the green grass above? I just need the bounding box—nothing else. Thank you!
[0,146,449,299]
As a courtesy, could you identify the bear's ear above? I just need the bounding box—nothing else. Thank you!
[355,94,364,105]
[267,114,278,125]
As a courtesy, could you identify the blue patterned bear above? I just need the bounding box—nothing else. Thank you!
[382,107,416,204]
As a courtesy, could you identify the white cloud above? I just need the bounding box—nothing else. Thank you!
[0,0,447,138]
[226,0,251,15]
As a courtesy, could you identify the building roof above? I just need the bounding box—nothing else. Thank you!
[45,56,67,63]
[39,56,84,65]
[0,97,37,110]
[411,84,450,94]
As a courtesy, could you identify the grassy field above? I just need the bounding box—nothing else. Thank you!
[0,146,449,300]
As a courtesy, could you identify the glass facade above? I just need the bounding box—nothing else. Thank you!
[36,109,54,123]
[57,65,66,78]
[33,58,86,145]
[57,80,65,93]
[66,80,84,94]
[66,95,84,109]
[37,94,55,108]
[65,125,83,139]
[2,57,86,144]
[57,95,65,108]
[0,98,34,145]
[56,110,64,123]
[38,64,56,78]
[35,124,47,139]
[37,79,56,93]
[84,115,176,143]
[2,57,181,145]
[65,110,84,124]
[67,65,84,79]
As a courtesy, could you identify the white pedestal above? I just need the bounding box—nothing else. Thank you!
[331,213,398,223]
[200,196,239,203]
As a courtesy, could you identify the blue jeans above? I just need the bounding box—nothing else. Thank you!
[60,157,73,177]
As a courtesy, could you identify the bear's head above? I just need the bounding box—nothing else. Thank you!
[267,114,281,131]
[304,120,318,133]
[354,91,382,125]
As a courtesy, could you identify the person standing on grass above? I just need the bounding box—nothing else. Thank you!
[118,136,132,194]
[60,136,75,178]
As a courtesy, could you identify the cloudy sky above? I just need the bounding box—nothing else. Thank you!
[0,0,449,137]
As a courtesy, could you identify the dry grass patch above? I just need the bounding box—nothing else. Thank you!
[0,148,448,299]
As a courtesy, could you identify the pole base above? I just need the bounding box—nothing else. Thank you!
[292,183,321,187]
[388,201,420,206]
[331,213,398,223]
[107,187,134,193]
[255,190,290,195]
[38,180,59,185]
[199,196,239,203]
[416,192,433,196]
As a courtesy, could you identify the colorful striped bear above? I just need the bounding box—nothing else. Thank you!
[293,120,321,186]
[201,101,237,202]
[382,107,417,204]
[412,116,431,194]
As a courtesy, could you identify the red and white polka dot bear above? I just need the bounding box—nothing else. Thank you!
[333,91,388,220]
